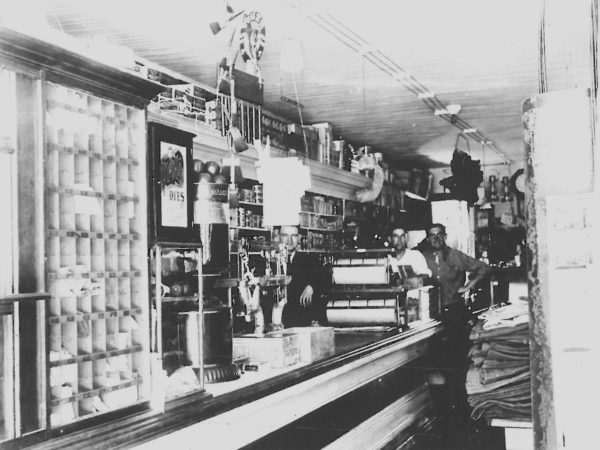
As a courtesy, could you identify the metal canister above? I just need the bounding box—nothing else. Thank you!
[252,184,263,204]
[237,208,246,227]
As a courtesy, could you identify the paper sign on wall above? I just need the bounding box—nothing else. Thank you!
[160,141,187,228]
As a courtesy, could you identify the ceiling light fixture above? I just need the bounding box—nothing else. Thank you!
[446,104,461,115]
[435,104,461,116]
[463,128,477,134]
[418,92,435,99]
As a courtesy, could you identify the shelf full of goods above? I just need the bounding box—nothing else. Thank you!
[44,83,150,428]
[146,67,401,182]
[145,66,417,253]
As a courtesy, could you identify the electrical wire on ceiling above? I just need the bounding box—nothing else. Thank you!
[538,0,548,93]
[288,0,512,164]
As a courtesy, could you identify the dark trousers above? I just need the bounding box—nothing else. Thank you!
[282,295,327,328]
[433,302,473,424]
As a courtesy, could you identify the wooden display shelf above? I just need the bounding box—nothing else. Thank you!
[47,229,141,241]
[231,226,269,232]
[47,99,131,124]
[47,143,139,166]
[161,295,200,303]
[47,185,139,203]
[49,345,144,367]
[48,271,142,280]
[300,227,342,233]
[48,308,142,324]
[299,211,342,218]
[49,378,143,407]
[238,201,263,207]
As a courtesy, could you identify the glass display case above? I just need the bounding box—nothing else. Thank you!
[0,300,15,441]
[150,245,204,399]
[0,294,49,443]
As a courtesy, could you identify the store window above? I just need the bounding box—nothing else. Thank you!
[0,67,48,443]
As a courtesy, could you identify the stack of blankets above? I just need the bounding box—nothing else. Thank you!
[466,300,531,422]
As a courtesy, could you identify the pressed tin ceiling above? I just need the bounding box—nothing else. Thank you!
[43,0,593,169]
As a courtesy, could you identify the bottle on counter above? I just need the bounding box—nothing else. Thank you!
[514,244,522,267]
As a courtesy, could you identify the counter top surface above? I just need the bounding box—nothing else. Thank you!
[24,322,441,450]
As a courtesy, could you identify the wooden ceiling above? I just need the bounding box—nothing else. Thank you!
[43,0,593,169]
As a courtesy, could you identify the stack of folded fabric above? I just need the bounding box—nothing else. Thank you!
[466,300,531,422]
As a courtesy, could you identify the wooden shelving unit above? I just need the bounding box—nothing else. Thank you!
[299,193,343,250]
[44,83,150,428]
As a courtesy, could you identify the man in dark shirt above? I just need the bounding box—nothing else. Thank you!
[421,223,490,308]
[279,225,328,327]
[420,222,490,431]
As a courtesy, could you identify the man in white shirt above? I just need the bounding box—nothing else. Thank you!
[389,227,432,277]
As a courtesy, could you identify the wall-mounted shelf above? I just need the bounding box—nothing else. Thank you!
[49,346,144,367]
[300,227,342,233]
[300,211,342,218]
[232,226,269,232]
[44,83,150,429]
[49,378,143,407]
[47,230,141,241]
[48,309,142,324]
[148,110,371,201]
[161,295,200,304]
[47,143,139,166]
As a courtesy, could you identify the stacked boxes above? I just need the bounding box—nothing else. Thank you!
[155,84,207,119]
[311,122,335,167]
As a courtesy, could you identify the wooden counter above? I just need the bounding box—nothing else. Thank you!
[21,322,441,450]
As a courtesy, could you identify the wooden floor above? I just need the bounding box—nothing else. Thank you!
[411,404,506,450]
[241,359,507,450]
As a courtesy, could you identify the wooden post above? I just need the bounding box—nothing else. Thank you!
[522,88,597,450]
